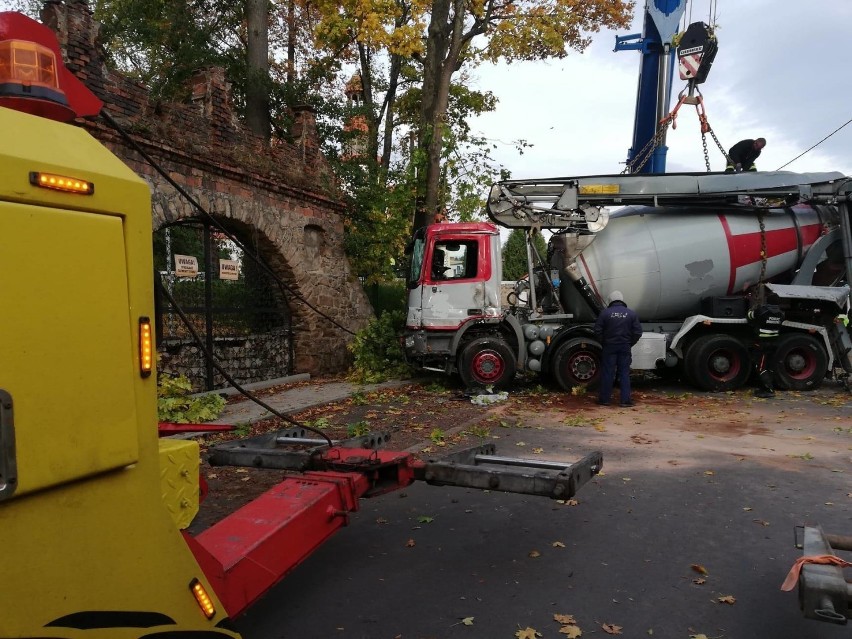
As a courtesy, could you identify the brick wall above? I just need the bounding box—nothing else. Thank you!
[40,0,373,379]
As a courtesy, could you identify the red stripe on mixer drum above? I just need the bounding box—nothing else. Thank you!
[719,215,822,294]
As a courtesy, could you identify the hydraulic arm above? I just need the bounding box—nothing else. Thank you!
[196,427,603,617]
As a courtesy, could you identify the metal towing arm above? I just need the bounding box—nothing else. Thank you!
[787,526,852,625]
[198,427,603,617]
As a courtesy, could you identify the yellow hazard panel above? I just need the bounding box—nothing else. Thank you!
[159,438,201,529]
[0,201,138,496]
[578,183,620,195]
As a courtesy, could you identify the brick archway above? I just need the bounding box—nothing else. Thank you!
[41,1,373,383]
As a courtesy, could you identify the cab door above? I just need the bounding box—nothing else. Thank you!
[417,233,494,330]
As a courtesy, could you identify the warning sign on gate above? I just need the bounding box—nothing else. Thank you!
[174,254,199,277]
[219,259,239,280]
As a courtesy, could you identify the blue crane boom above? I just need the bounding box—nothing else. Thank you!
[615,0,687,173]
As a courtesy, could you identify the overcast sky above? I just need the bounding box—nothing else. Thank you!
[4,0,847,179]
[471,0,852,180]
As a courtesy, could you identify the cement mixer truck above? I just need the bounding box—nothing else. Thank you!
[403,171,852,392]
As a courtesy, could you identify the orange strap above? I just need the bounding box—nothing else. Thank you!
[781,554,852,591]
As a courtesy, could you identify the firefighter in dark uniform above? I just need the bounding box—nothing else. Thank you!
[725,138,766,173]
[748,294,785,398]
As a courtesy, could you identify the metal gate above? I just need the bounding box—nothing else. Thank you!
[154,219,293,391]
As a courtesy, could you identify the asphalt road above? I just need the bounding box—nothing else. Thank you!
[235,384,851,639]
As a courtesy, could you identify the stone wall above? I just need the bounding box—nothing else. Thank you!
[160,331,292,389]
[41,0,374,376]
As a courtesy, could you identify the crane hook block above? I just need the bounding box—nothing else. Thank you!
[677,22,718,85]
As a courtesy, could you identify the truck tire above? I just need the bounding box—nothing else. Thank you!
[684,334,750,392]
[552,337,602,391]
[458,337,517,389]
[772,333,828,390]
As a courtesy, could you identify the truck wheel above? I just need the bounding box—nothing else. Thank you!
[458,337,517,389]
[773,333,827,390]
[552,337,602,391]
[685,334,750,392]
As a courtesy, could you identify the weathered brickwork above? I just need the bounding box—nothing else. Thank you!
[40,0,373,377]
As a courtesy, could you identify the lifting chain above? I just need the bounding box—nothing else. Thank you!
[622,115,674,174]
[624,86,734,175]
[750,209,769,307]
[695,95,732,172]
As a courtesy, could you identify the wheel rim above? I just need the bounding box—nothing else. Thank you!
[782,348,817,380]
[567,352,597,382]
[706,348,741,382]
[470,350,505,383]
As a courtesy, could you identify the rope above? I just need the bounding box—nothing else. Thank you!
[776,116,852,170]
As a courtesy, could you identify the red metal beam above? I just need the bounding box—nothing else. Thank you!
[185,447,418,617]
[158,422,235,436]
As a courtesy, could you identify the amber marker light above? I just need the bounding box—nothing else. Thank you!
[189,578,216,620]
[29,171,94,194]
[139,317,153,378]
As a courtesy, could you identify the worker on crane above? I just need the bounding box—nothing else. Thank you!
[725,137,766,172]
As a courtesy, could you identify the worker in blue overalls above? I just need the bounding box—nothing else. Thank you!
[594,291,643,407]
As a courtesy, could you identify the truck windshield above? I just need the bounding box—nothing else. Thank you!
[408,237,425,287]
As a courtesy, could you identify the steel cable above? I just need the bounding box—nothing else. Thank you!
[776,116,852,171]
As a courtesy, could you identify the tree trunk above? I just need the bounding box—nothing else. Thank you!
[357,43,381,171]
[286,0,296,85]
[245,0,270,140]
[413,0,452,232]
[380,52,402,183]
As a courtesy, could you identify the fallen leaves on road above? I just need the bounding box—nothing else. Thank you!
[752,519,770,527]
[602,623,623,634]
[460,616,474,626]
[532,447,544,454]
[717,595,736,605]
[788,452,814,460]
[405,538,415,548]
[703,470,714,476]
[528,550,541,558]
[552,541,566,548]
[692,578,706,585]
[691,564,708,575]
[554,613,581,637]
[515,627,541,639]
